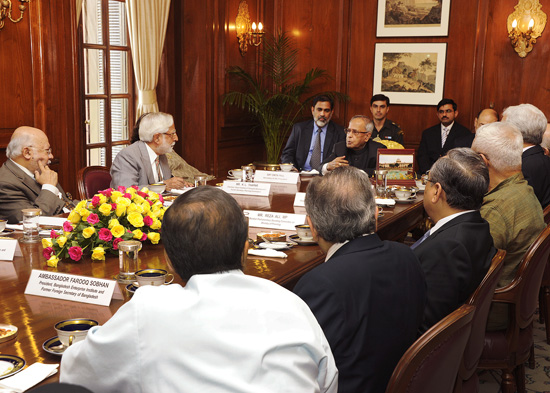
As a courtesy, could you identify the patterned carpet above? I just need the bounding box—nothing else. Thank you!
[479,310,550,393]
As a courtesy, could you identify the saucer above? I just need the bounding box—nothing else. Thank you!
[226,176,242,181]
[0,229,14,235]
[0,324,18,343]
[0,354,25,379]
[43,336,65,356]
[258,242,293,250]
[126,283,139,296]
[289,234,317,245]
[394,197,417,204]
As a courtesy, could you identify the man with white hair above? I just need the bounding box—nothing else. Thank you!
[471,122,545,330]
[502,103,550,208]
[0,126,74,223]
[110,112,191,190]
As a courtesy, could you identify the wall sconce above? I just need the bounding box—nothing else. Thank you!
[507,0,547,57]
[236,0,264,56]
[0,0,30,32]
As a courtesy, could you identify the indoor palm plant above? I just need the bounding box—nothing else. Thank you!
[223,30,348,164]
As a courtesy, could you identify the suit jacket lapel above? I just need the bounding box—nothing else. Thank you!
[425,211,481,242]
[137,141,156,184]
[324,122,335,159]
[5,160,42,197]
[301,121,315,159]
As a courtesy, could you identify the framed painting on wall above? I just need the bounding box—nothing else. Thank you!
[372,43,447,106]
[376,0,451,37]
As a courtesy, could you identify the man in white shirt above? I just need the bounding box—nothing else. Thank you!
[110,112,191,190]
[61,186,338,393]
[0,126,74,223]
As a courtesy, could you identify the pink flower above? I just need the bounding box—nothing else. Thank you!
[91,195,101,206]
[143,216,153,226]
[148,199,153,206]
[98,228,113,242]
[131,185,139,190]
[110,203,117,210]
[137,191,148,198]
[117,186,126,193]
[43,247,53,259]
[159,195,164,203]
[140,233,147,241]
[63,221,74,232]
[86,213,99,225]
[68,246,83,261]
[123,193,132,199]
[99,189,112,197]
[50,229,59,239]
[113,237,123,250]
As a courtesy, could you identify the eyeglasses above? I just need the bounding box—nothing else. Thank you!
[344,128,369,136]
[164,131,177,138]
[30,146,52,155]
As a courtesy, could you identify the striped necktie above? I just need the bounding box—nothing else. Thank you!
[155,157,163,182]
[310,131,322,170]
[441,127,450,148]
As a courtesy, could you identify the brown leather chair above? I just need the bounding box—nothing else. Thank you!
[77,166,112,200]
[453,249,506,393]
[478,225,550,393]
[385,304,475,393]
[538,204,550,344]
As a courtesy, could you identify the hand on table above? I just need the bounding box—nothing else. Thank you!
[326,156,349,172]
[164,177,192,190]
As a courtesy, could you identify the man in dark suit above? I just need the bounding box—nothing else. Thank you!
[453,108,498,148]
[412,148,496,333]
[293,166,426,393]
[0,126,75,223]
[502,103,550,208]
[321,115,386,176]
[417,98,471,174]
[280,95,345,171]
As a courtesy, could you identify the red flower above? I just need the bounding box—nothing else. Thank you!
[131,185,139,190]
[98,228,113,242]
[68,246,83,261]
[63,221,74,232]
[113,237,123,250]
[110,203,117,210]
[137,191,148,198]
[99,189,112,197]
[143,216,153,226]
[50,229,59,239]
[91,195,101,207]
[117,186,126,192]
[86,213,99,225]
[140,233,147,241]
[43,247,53,259]
[123,193,132,199]
[159,195,164,203]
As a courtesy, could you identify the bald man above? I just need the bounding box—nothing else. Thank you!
[453,108,499,148]
[0,127,74,223]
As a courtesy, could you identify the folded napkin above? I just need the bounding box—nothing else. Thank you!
[375,198,396,206]
[169,187,194,195]
[300,169,319,175]
[0,363,59,392]
[5,225,23,231]
[248,249,287,258]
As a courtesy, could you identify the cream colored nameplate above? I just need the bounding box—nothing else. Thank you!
[293,192,306,207]
[254,170,300,184]
[244,210,306,230]
[0,238,22,261]
[222,181,271,196]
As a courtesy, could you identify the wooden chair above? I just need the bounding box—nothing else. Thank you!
[538,204,550,344]
[453,249,506,393]
[385,304,475,393]
[478,225,550,393]
[77,166,112,200]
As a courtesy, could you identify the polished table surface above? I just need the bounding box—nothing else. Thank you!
[0,177,424,386]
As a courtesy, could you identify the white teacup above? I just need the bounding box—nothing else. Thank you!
[0,219,6,232]
[135,269,174,287]
[395,189,416,200]
[149,183,166,194]
[228,169,243,179]
[295,224,313,240]
[280,163,294,172]
[55,318,98,347]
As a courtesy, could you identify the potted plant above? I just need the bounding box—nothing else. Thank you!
[223,30,348,166]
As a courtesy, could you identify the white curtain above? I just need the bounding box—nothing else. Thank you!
[126,0,171,117]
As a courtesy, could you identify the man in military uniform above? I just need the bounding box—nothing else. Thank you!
[370,94,404,146]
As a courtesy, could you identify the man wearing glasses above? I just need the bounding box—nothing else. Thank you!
[417,98,471,174]
[0,126,75,223]
[110,112,192,190]
[321,115,386,176]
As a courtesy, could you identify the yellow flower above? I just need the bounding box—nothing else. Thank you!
[108,218,120,229]
[98,194,107,205]
[150,219,162,230]
[56,236,67,248]
[127,212,144,227]
[127,203,144,214]
[126,187,137,195]
[82,226,96,239]
[75,200,87,210]
[152,201,163,209]
[98,203,112,216]
[140,187,150,193]
[148,191,160,201]
[68,210,81,224]
[132,195,145,205]
[42,238,53,248]
[47,255,59,268]
[148,232,160,244]
[111,225,125,238]
[132,229,144,240]
[91,246,105,261]
[115,204,126,217]
[117,197,132,207]
[111,191,123,203]
[141,202,151,214]
[78,208,91,219]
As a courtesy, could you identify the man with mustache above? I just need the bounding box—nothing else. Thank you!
[370,94,404,145]
[281,95,345,172]
[110,112,191,190]
[417,98,471,174]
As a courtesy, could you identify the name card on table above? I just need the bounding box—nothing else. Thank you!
[223,181,271,197]
[293,192,306,207]
[0,238,23,261]
[244,210,306,230]
[254,170,300,184]
[25,270,123,306]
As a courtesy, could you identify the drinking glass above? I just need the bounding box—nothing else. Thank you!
[20,208,41,243]
[117,240,142,282]
[374,170,388,198]
[194,175,207,187]
[241,165,255,182]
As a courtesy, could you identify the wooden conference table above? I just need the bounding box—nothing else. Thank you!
[0,176,424,386]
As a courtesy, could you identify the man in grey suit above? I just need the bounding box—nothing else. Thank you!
[0,126,74,223]
[110,112,191,190]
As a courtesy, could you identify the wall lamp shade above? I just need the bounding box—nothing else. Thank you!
[0,0,30,32]
[236,0,264,56]
[507,0,547,57]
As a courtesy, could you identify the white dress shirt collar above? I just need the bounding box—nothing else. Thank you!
[430,210,475,236]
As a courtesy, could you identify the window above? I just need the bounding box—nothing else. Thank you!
[81,0,134,167]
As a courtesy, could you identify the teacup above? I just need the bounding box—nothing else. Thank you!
[228,169,243,179]
[55,318,98,347]
[135,269,174,287]
[295,224,313,240]
[395,188,416,200]
[0,219,6,232]
[280,163,294,172]
[149,183,166,194]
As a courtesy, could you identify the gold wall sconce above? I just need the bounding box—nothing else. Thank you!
[236,0,264,56]
[507,0,547,57]
[0,0,30,32]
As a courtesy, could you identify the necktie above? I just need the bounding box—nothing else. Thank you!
[155,157,163,182]
[310,131,322,170]
[441,127,450,148]
[410,229,431,250]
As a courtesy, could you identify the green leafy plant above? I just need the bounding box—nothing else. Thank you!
[223,30,348,164]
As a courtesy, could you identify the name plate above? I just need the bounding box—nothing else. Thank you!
[293,192,306,207]
[25,270,123,306]
[244,210,306,230]
[254,170,300,184]
[0,238,22,261]
[223,181,271,197]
